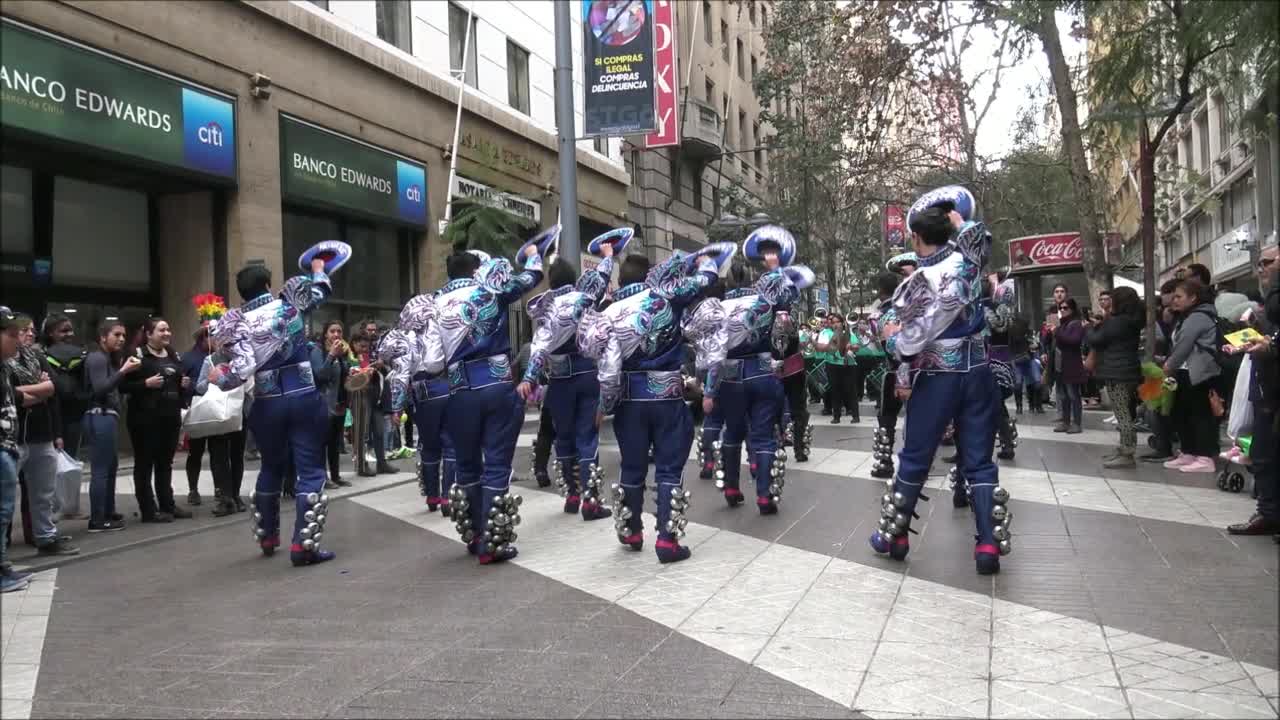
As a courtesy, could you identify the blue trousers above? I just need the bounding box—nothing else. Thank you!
[248,389,328,546]
[613,398,693,540]
[84,413,120,523]
[0,451,16,568]
[411,395,454,499]
[719,376,784,499]
[445,383,524,541]
[896,367,1000,545]
[546,373,601,495]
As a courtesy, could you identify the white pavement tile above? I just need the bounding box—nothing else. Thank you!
[353,485,1279,720]
[1127,687,1280,719]
[755,635,876,706]
[990,680,1131,719]
[0,699,32,720]
[855,675,991,718]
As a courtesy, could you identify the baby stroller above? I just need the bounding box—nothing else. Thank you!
[1217,352,1255,494]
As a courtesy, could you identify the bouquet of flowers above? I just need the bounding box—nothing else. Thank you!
[1138,361,1175,415]
[192,292,227,325]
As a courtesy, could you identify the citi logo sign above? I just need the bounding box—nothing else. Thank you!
[405,184,422,203]
[198,121,224,147]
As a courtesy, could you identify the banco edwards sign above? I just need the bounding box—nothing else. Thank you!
[279,115,427,227]
[0,18,236,181]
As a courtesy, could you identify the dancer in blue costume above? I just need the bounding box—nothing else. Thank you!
[515,232,620,520]
[378,292,455,515]
[869,187,1012,575]
[577,245,731,563]
[424,235,548,565]
[211,243,349,566]
[709,227,814,514]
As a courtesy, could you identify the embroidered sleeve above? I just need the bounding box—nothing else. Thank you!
[377,329,416,412]
[575,256,614,300]
[648,254,715,302]
[212,308,256,391]
[890,269,966,359]
[396,294,436,333]
[522,295,580,385]
[479,255,545,305]
[597,318,624,415]
[422,317,446,376]
[753,268,800,308]
[954,221,993,270]
[576,306,613,362]
[280,271,332,314]
[684,298,728,397]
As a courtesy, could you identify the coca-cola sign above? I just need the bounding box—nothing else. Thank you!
[1009,233,1084,272]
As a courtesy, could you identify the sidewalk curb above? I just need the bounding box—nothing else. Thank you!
[14,474,420,574]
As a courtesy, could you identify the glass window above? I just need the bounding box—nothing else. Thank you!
[1216,100,1231,156]
[283,210,408,318]
[1,165,34,255]
[306,0,329,10]
[375,0,412,53]
[720,21,729,61]
[749,1,756,24]
[1196,113,1210,171]
[761,6,767,28]
[738,110,747,149]
[702,1,712,44]
[507,40,530,114]
[52,177,149,290]
[736,40,745,78]
[594,136,607,155]
[705,78,715,104]
[449,2,479,88]
[691,165,703,211]
[751,55,758,80]
[753,122,762,170]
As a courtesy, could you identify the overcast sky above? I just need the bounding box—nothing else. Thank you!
[961,8,1087,164]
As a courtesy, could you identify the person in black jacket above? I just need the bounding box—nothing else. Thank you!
[40,315,89,519]
[121,317,192,522]
[1227,255,1279,540]
[1085,287,1145,468]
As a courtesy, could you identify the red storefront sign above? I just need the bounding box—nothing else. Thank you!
[1009,232,1084,272]
[883,204,906,248]
[644,0,679,148]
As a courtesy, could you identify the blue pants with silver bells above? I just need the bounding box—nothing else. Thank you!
[613,399,693,546]
[546,372,601,498]
[445,383,524,550]
[411,394,454,502]
[719,375,785,503]
[870,367,1006,568]
[248,389,330,554]
[700,404,724,471]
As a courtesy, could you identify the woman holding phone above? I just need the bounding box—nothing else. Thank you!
[83,320,141,532]
[121,317,192,522]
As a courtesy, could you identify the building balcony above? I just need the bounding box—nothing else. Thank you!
[682,97,723,162]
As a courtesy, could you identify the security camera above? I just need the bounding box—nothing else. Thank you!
[250,73,272,100]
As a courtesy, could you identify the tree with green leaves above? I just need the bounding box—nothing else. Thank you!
[440,202,535,259]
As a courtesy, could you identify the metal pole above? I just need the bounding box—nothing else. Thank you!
[554,1,582,272]
[443,0,476,228]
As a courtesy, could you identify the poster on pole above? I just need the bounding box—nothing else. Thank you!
[643,0,678,148]
[582,0,657,136]
[883,204,906,250]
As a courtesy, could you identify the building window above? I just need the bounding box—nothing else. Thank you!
[306,0,329,10]
[721,21,729,61]
[703,1,713,44]
[713,185,721,218]
[375,0,412,53]
[761,6,767,28]
[668,148,679,196]
[52,177,149,291]
[1220,174,1255,229]
[753,122,762,171]
[738,110,747,150]
[507,40,530,114]
[749,0,756,24]
[630,150,640,187]
[751,55,758,80]
[736,39,745,78]
[1196,113,1210,171]
[594,136,607,155]
[449,2,479,88]
[705,78,715,104]
[691,166,703,211]
[1188,211,1212,250]
[0,165,33,256]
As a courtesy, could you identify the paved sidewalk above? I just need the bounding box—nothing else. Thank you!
[2,403,1274,719]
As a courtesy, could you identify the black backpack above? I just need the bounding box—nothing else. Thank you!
[45,344,91,415]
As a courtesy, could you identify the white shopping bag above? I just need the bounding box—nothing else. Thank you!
[184,377,252,438]
[1226,354,1253,440]
[55,449,84,513]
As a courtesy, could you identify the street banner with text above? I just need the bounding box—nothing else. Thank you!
[643,0,678,148]
[582,0,656,136]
